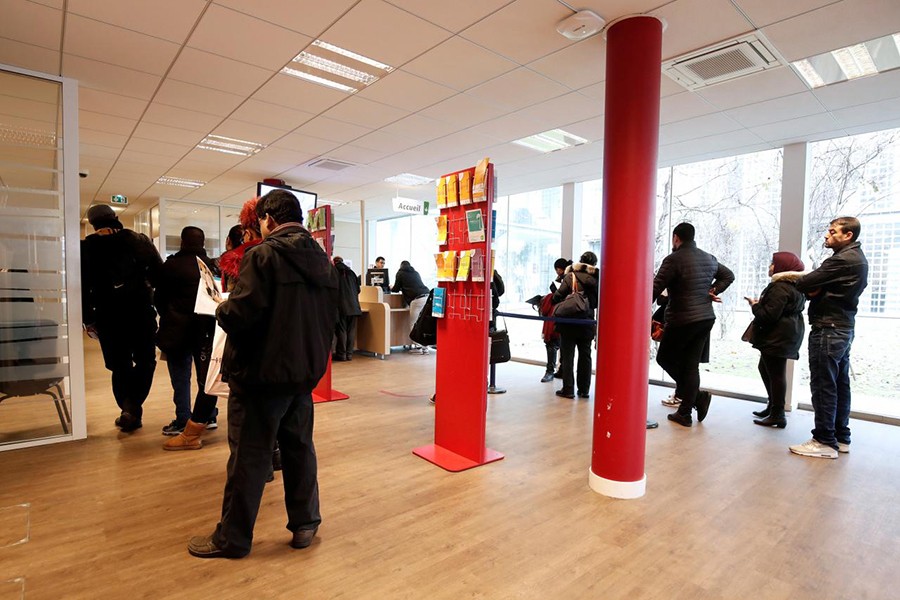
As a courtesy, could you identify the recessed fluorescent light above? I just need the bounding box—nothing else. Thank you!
[384,173,434,186]
[281,40,393,94]
[0,123,57,147]
[156,176,206,189]
[831,45,877,79]
[792,59,826,88]
[512,129,589,153]
[791,31,900,89]
[197,134,266,157]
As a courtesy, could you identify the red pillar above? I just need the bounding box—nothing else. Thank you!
[590,16,663,499]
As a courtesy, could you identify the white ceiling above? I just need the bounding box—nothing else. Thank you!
[2,0,900,222]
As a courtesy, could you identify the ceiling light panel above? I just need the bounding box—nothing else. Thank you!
[281,40,394,94]
[384,173,434,185]
[792,31,900,89]
[156,175,206,188]
[197,134,267,157]
[512,129,589,153]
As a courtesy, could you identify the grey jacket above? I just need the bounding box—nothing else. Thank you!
[652,241,734,327]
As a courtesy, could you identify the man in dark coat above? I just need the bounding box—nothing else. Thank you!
[154,226,218,436]
[188,189,339,559]
[392,261,431,353]
[652,222,734,427]
[789,216,868,459]
[552,252,600,399]
[81,204,162,432]
[332,256,362,361]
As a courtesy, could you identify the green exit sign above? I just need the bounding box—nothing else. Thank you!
[111,194,128,205]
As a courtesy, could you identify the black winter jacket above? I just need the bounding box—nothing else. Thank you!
[392,264,429,305]
[652,241,734,327]
[154,250,216,354]
[795,242,868,328]
[81,228,162,326]
[217,225,339,393]
[552,262,599,324]
[335,261,362,317]
[750,276,806,359]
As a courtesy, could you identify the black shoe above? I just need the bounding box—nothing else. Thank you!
[272,447,282,471]
[555,389,575,399]
[205,417,218,430]
[331,354,348,362]
[161,420,186,436]
[290,527,318,549]
[577,391,590,398]
[540,372,554,383]
[753,415,787,428]
[116,412,142,432]
[667,413,692,427]
[646,420,659,429]
[695,391,712,422]
[752,407,770,418]
[553,371,563,379]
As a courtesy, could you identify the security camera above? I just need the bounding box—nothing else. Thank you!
[79,170,89,178]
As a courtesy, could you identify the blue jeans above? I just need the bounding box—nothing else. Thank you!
[808,326,854,449]
[166,343,216,425]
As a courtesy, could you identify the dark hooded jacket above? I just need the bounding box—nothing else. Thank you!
[392,263,429,305]
[335,261,362,317]
[154,249,216,354]
[216,224,339,393]
[552,262,599,330]
[795,241,868,328]
[751,273,806,359]
[652,241,734,327]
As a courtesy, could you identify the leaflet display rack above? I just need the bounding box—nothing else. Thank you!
[412,160,504,471]
[307,204,349,404]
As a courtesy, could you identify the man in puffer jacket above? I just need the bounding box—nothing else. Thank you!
[652,222,734,427]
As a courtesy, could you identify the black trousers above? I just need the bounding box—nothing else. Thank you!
[656,319,714,416]
[758,353,788,418]
[212,387,320,557]
[96,308,157,420]
[558,325,594,395]
[334,315,357,360]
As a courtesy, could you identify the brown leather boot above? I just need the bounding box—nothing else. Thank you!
[163,419,206,451]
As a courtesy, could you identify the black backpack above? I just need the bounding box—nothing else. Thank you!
[409,289,437,347]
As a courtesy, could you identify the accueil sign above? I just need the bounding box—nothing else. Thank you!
[392,197,429,215]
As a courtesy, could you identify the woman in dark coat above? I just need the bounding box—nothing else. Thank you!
[746,251,806,428]
[551,251,599,399]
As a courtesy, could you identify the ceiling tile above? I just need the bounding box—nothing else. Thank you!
[271,132,341,156]
[133,122,206,146]
[0,38,60,74]
[831,97,900,129]
[660,92,717,124]
[344,130,418,155]
[724,92,826,127]
[466,68,569,112]
[62,55,161,99]
[461,0,573,65]
[379,114,460,140]
[80,144,121,160]
[659,113,744,145]
[651,0,755,60]
[168,48,272,96]
[419,94,506,127]
[187,4,311,70]
[64,14,180,75]
[402,36,517,92]
[229,99,315,131]
[79,129,128,149]
[213,0,359,38]
[119,149,181,168]
[142,102,223,133]
[660,129,769,162]
[696,66,809,110]
[154,80,245,116]
[469,113,546,143]
[112,160,168,177]
[319,0,451,67]
[79,110,137,136]
[253,73,347,114]
[68,0,207,43]
[750,112,842,142]
[322,96,409,130]
[528,36,606,90]
[560,116,604,142]
[384,0,514,33]
[844,117,900,137]
[79,88,148,120]
[167,158,233,179]
[517,92,603,131]
[293,116,372,144]
[732,0,838,28]
[812,69,900,111]
[232,147,314,174]
[762,0,900,61]
[0,0,62,50]
[357,71,456,112]
[327,144,386,165]
[124,137,194,158]
[478,142,545,166]
[211,119,287,145]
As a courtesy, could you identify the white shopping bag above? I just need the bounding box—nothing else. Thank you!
[205,322,230,397]
[194,257,222,316]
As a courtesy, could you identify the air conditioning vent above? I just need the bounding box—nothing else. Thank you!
[663,32,785,90]
[307,158,357,171]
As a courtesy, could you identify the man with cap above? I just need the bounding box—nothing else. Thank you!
[81,204,162,432]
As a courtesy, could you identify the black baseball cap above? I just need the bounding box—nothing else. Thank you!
[87,204,117,226]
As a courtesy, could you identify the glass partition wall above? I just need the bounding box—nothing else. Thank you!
[0,64,84,449]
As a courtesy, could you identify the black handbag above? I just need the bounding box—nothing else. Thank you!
[553,274,589,318]
[489,322,511,364]
[741,321,755,343]
[409,289,437,347]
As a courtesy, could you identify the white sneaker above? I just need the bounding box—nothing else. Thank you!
[837,442,850,454]
[661,394,682,407]
[789,439,838,459]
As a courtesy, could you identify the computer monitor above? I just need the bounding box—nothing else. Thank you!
[256,182,317,223]
[366,268,390,290]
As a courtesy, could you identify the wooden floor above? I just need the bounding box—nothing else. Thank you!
[1,341,899,599]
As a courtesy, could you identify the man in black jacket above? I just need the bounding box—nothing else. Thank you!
[332,256,361,361]
[188,190,339,558]
[81,204,162,432]
[789,216,868,459]
[652,223,734,427]
[392,260,430,353]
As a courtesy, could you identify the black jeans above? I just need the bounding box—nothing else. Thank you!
[334,315,357,360]
[656,319,714,416]
[808,326,854,449]
[212,387,320,557]
[758,353,787,417]
[558,325,594,395]
[96,308,157,420]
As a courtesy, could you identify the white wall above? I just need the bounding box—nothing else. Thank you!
[333,218,362,272]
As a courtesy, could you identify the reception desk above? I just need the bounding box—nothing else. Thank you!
[356,286,413,358]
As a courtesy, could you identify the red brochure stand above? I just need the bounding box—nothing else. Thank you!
[412,161,504,471]
[308,204,349,404]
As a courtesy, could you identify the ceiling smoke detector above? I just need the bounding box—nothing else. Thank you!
[556,10,606,41]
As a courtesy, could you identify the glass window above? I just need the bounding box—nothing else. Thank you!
[374,214,437,289]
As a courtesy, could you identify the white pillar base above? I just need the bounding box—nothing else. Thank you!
[588,468,646,499]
